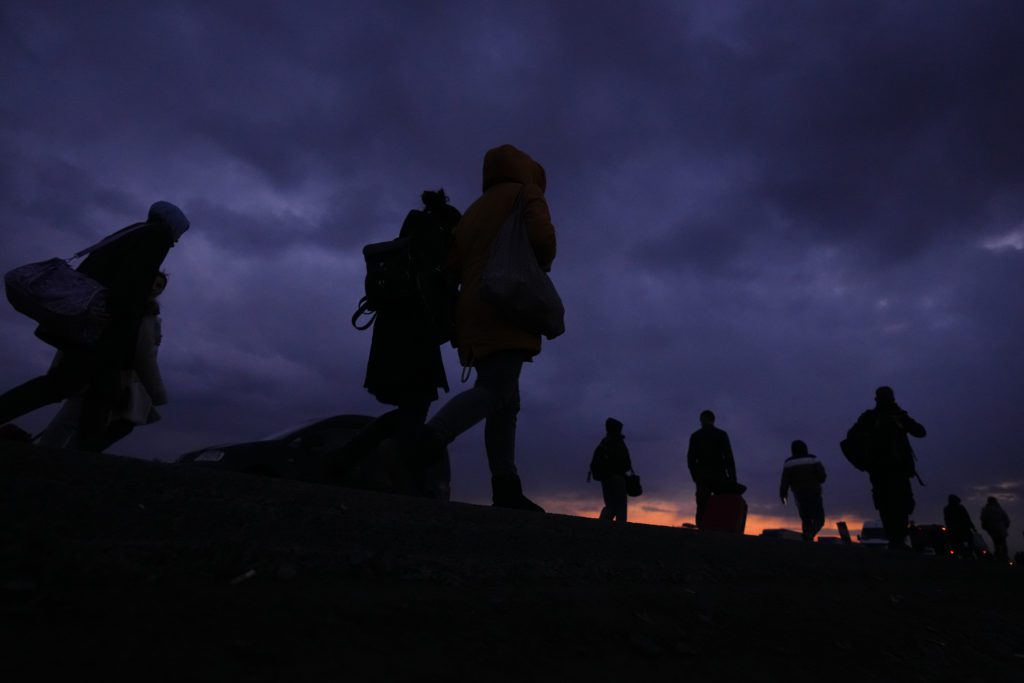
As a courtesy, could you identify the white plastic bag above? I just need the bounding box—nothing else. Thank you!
[480,187,565,339]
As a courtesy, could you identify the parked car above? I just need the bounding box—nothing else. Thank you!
[177,414,375,482]
[176,414,451,500]
[856,521,890,547]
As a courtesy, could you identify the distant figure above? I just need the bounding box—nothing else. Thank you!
[980,496,1011,562]
[778,440,827,542]
[0,202,189,451]
[589,417,634,523]
[336,190,462,498]
[418,144,557,511]
[687,410,737,529]
[846,386,926,550]
[942,494,976,558]
[38,272,170,451]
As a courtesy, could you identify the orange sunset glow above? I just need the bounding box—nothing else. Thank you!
[536,493,872,539]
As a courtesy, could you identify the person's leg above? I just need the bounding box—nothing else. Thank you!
[794,493,813,541]
[36,397,85,448]
[73,369,121,452]
[599,480,614,521]
[610,476,627,523]
[97,420,135,452]
[695,485,710,528]
[995,535,1009,562]
[427,353,520,448]
[0,354,93,426]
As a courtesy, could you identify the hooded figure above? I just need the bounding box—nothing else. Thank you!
[980,497,1011,562]
[779,440,827,541]
[420,145,557,511]
[943,494,976,557]
[591,417,634,523]
[0,201,188,451]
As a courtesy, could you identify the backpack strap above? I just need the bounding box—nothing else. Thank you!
[351,296,376,330]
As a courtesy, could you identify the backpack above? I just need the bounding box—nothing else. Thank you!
[351,210,456,343]
[588,443,608,482]
[840,433,872,472]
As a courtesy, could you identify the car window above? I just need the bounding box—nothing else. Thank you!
[304,425,362,452]
[260,418,323,442]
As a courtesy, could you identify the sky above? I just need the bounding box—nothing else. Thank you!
[2,0,1022,550]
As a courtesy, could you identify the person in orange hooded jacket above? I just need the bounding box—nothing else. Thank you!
[419,144,557,511]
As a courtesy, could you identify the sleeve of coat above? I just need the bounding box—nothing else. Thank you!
[902,412,927,438]
[723,432,737,482]
[134,316,167,406]
[686,433,698,480]
[779,468,789,500]
[523,185,556,272]
[816,461,827,484]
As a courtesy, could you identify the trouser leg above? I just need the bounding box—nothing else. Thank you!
[428,351,524,477]
[695,485,711,528]
[0,357,93,426]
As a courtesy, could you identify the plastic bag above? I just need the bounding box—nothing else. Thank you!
[480,188,565,339]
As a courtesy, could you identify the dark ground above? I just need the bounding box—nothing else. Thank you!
[2,443,1022,682]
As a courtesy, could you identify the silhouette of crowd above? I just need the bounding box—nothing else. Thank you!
[0,144,1016,562]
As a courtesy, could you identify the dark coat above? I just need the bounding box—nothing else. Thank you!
[38,221,175,369]
[779,454,827,499]
[363,209,454,406]
[590,433,632,481]
[981,501,1011,537]
[850,403,926,478]
[687,426,736,486]
[943,502,975,536]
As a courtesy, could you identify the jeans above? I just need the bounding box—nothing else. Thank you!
[427,351,525,477]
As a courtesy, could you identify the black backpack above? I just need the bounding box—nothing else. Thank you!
[352,210,456,343]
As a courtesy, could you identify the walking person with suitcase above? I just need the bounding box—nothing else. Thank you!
[687,410,739,529]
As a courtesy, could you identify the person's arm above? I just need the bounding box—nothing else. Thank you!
[901,412,927,438]
[523,185,556,272]
[816,461,827,484]
[722,432,737,482]
[621,441,633,473]
[779,468,789,502]
[686,434,698,481]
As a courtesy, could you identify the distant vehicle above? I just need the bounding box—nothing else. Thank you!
[761,529,803,542]
[177,414,376,484]
[856,521,890,547]
[177,413,451,500]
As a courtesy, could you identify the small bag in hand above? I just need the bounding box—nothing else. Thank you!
[480,186,565,340]
[624,473,643,497]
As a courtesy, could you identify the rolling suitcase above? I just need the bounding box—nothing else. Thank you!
[703,492,748,533]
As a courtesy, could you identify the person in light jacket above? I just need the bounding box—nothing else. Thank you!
[779,440,827,541]
[418,144,557,511]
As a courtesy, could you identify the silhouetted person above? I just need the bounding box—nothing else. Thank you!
[335,190,461,498]
[590,417,634,523]
[942,494,976,558]
[981,496,1011,562]
[418,144,557,511]
[38,271,170,451]
[847,386,926,550]
[687,410,737,528]
[0,202,189,451]
[779,440,827,542]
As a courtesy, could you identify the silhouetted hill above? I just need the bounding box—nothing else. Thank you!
[2,443,1022,681]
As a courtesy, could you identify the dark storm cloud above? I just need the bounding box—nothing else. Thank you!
[1,1,1022,546]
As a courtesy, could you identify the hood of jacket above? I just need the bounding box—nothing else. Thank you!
[148,201,190,241]
[482,144,546,193]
